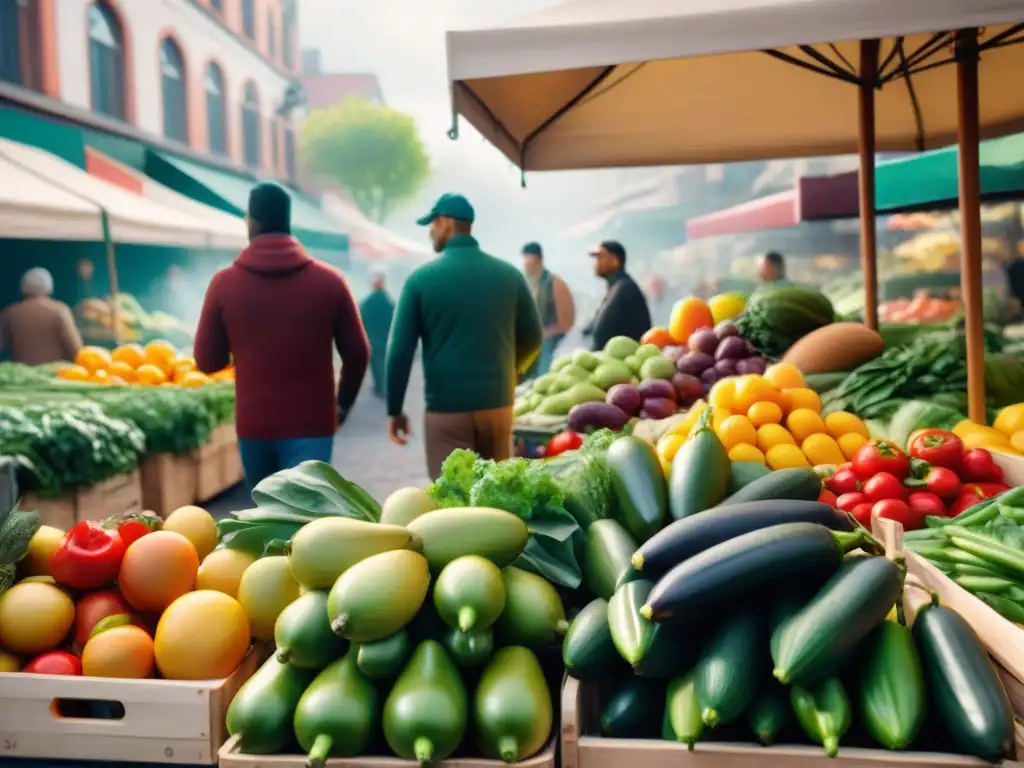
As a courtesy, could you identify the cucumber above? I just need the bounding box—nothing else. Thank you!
[769,590,813,662]
[667,411,731,521]
[693,608,762,727]
[663,670,704,748]
[643,523,863,625]
[605,436,667,542]
[857,620,925,750]
[442,626,494,670]
[748,682,790,746]
[226,656,317,754]
[720,467,822,506]
[355,628,411,680]
[608,580,685,679]
[599,677,665,738]
[913,600,1015,762]
[562,598,625,681]
[632,500,852,583]
[727,461,772,494]
[583,520,638,600]
[772,555,901,685]
[791,677,851,758]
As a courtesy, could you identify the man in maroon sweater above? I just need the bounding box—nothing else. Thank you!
[195,182,369,490]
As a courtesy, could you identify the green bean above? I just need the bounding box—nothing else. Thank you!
[978,593,1024,624]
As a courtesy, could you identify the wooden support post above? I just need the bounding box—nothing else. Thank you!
[858,39,880,331]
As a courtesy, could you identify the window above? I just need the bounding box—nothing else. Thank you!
[270,118,280,172]
[0,0,42,88]
[282,0,295,69]
[242,0,255,39]
[285,125,297,180]
[160,38,188,143]
[88,0,126,119]
[242,83,261,168]
[205,63,227,156]
[267,13,277,61]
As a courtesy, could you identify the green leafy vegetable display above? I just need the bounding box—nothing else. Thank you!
[537,429,620,530]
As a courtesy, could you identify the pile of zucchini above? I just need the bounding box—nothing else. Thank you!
[563,496,1017,761]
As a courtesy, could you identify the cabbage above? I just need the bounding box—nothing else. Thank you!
[985,353,1024,408]
[886,400,964,450]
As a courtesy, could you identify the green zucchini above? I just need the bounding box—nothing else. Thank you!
[226,656,317,754]
[720,467,822,506]
[791,677,851,758]
[727,461,772,494]
[562,598,625,681]
[355,629,411,680]
[599,677,665,738]
[772,555,901,685]
[608,580,684,679]
[913,600,1014,762]
[769,591,812,662]
[583,520,638,600]
[605,436,667,542]
[693,608,762,727]
[747,682,790,746]
[857,620,925,750]
[643,523,863,625]
[663,670,704,749]
[667,410,731,521]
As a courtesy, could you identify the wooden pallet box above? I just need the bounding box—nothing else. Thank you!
[196,439,224,502]
[141,453,200,518]
[0,649,259,764]
[20,470,142,529]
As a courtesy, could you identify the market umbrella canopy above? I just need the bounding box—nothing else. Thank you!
[0,155,103,241]
[446,0,1024,170]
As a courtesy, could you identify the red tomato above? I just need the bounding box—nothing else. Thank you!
[118,520,150,548]
[872,498,925,530]
[908,429,964,470]
[836,491,869,513]
[961,449,1004,483]
[863,472,908,503]
[23,651,82,676]
[826,467,861,496]
[546,430,583,458]
[851,502,875,528]
[818,488,838,507]
[924,466,961,500]
[73,589,132,650]
[907,491,948,521]
[852,440,911,481]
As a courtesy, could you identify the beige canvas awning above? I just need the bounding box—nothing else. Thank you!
[0,155,103,241]
[446,0,1024,170]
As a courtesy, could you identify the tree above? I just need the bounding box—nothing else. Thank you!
[301,98,430,222]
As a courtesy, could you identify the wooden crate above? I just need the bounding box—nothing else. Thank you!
[196,440,224,502]
[219,731,556,768]
[141,452,200,518]
[561,674,1018,768]
[0,649,259,764]
[21,470,142,530]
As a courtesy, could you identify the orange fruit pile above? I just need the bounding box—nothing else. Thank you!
[55,342,233,387]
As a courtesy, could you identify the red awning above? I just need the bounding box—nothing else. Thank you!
[686,171,858,241]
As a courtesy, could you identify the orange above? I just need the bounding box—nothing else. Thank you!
[179,371,210,388]
[56,364,90,382]
[75,346,112,373]
[640,327,676,348]
[838,432,869,460]
[707,378,737,411]
[756,423,796,453]
[747,401,783,427]
[108,361,137,383]
[155,591,251,681]
[731,375,781,414]
[81,625,155,679]
[717,415,757,451]
[111,343,145,369]
[728,443,766,465]
[119,531,199,614]
[668,297,714,345]
[89,369,110,384]
[173,355,197,372]
[787,408,827,444]
[764,363,806,390]
[143,340,179,374]
[212,369,235,382]
[780,387,823,415]
[135,364,168,386]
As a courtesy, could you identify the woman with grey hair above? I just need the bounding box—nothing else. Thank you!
[0,267,83,365]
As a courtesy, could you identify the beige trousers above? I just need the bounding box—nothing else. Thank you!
[424,406,514,480]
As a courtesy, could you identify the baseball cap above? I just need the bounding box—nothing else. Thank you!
[416,193,475,226]
[589,240,627,266]
[522,242,543,257]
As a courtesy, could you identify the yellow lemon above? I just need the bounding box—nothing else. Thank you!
[17,525,66,578]
[717,415,758,452]
[162,505,218,561]
[787,409,827,444]
[196,548,256,599]
[707,293,746,325]
[780,388,823,415]
[747,401,783,428]
[994,404,1024,436]
[764,363,806,390]
[1011,431,1024,453]
[728,443,766,465]
[766,444,811,470]
[802,434,847,467]
[757,424,796,454]
[824,411,870,440]
[708,379,737,411]
[838,432,869,461]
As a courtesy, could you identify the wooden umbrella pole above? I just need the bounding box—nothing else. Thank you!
[857,39,880,331]
[956,28,986,424]
[101,211,123,346]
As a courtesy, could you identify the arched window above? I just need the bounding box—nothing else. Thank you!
[88,0,126,119]
[241,0,255,39]
[267,13,277,60]
[205,63,227,156]
[242,83,261,169]
[160,38,187,143]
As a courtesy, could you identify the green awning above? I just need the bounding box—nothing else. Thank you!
[144,150,349,252]
[876,133,1024,213]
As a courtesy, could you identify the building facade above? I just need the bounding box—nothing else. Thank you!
[0,0,301,180]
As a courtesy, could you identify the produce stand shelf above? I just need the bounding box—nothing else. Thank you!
[218,731,557,768]
[20,470,142,529]
[0,649,259,765]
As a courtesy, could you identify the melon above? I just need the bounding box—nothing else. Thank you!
[380,488,439,527]
[781,322,884,374]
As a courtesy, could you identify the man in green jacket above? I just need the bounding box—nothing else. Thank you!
[359,273,394,397]
[385,193,543,478]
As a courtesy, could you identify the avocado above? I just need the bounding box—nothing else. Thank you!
[226,656,316,754]
[443,625,494,670]
[532,373,556,395]
[294,653,379,766]
[274,590,348,669]
[635,343,663,362]
[536,382,608,416]
[604,336,640,360]
[286,517,420,590]
[383,640,468,764]
[571,349,600,371]
[640,356,677,381]
[549,356,572,373]
[591,360,634,390]
[380,488,439,528]
[356,628,411,680]
[406,508,529,571]
[433,555,506,632]
[558,363,590,381]
[474,647,553,763]
[493,566,568,648]
[327,550,429,642]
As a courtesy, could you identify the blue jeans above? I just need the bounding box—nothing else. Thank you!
[238,436,334,492]
[526,334,565,379]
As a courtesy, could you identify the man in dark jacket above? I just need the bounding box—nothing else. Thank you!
[582,240,652,351]
[359,273,394,397]
[386,193,543,478]
[195,182,369,490]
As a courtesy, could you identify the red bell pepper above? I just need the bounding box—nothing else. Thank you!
[546,430,583,458]
[947,482,1011,517]
[49,521,126,590]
